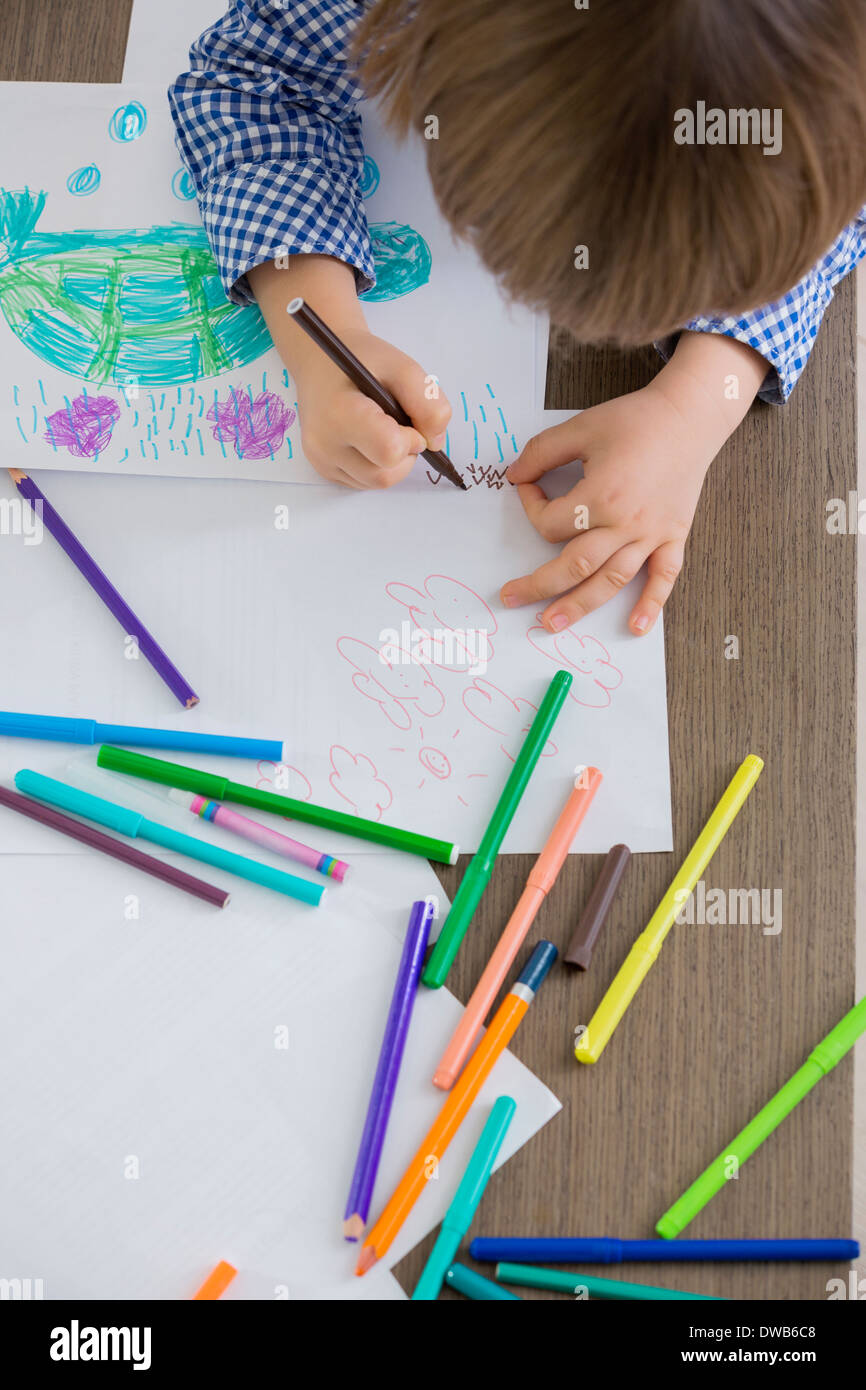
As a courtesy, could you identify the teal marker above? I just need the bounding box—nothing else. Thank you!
[445,1264,521,1301]
[495,1262,722,1300]
[412,1095,516,1300]
[14,770,324,906]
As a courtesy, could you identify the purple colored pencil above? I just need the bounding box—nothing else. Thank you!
[343,897,436,1241]
[0,783,229,908]
[9,469,199,709]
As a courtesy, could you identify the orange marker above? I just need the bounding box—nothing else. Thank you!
[434,771,601,1089]
[192,1260,237,1300]
[356,941,557,1275]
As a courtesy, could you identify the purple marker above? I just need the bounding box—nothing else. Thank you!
[8,469,199,709]
[343,897,437,1241]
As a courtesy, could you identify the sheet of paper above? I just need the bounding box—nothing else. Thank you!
[0,80,545,485]
[0,469,672,854]
[0,851,560,1299]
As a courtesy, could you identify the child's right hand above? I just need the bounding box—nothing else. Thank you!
[248,254,450,489]
[292,328,452,489]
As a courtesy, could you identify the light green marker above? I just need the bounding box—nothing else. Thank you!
[496,1263,721,1300]
[657,995,866,1239]
[423,670,572,988]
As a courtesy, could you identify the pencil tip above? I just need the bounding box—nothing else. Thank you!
[355,1246,377,1276]
[343,1214,365,1243]
[8,468,27,484]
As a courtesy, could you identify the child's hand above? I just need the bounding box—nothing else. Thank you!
[501,335,769,634]
[294,329,451,489]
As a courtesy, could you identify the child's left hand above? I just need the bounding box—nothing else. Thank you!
[499,334,768,634]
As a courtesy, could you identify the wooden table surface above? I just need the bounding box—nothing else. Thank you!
[5,0,857,1303]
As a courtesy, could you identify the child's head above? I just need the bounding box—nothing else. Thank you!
[357,0,866,344]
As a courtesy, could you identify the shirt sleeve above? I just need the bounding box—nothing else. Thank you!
[656,206,866,403]
[168,0,375,305]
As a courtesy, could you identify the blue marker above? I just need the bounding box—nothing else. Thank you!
[14,771,324,907]
[469,1237,861,1264]
[0,712,285,761]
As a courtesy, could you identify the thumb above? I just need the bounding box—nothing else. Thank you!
[381,355,453,451]
[507,413,587,483]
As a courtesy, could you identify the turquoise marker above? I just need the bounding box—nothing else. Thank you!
[14,770,324,906]
[445,1264,521,1301]
[412,1095,516,1301]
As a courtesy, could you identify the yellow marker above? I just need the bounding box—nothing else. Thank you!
[575,755,763,1064]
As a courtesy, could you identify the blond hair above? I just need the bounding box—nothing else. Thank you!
[356,0,866,344]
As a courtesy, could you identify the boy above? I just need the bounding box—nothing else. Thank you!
[170,0,866,636]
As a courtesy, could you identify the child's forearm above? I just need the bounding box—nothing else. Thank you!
[247,254,368,385]
[650,331,770,453]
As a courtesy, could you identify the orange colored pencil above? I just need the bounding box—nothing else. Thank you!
[356,941,557,1275]
[193,1260,237,1300]
[434,771,601,1089]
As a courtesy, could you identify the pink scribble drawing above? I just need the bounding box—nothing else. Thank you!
[254,759,313,799]
[44,393,120,459]
[418,746,451,780]
[526,618,623,708]
[207,388,295,460]
[329,745,393,819]
[336,636,445,729]
[462,678,560,762]
[385,575,497,669]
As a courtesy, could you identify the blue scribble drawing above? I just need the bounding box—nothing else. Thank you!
[0,188,273,387]
[171,168,196,201]
[109,102,148,143]
[359,156,380,199]
[424,381,515,489]
[66,165,101,197]
[361,221,432,302]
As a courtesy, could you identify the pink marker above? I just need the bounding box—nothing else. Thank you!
[168,789,349,882]
[432,769,602,1088]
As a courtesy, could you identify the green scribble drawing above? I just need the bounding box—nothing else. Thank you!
[0,187,272,386]
[361,221,432,302]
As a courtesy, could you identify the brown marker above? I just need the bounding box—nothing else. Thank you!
[564,843,630,969]
[286,297,467,490]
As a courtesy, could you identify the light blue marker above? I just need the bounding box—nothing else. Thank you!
[0,712,286,761]
[412,1095,516,1301]
[14,771,324,907]
[444,1264,521,1301]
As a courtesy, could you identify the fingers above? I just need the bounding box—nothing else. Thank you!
[629,540,684,634]
[539,542,648,630]
[380,353,452,450]
[515,480,594,542]
[501,528,623,610]
[506,415,587,484]
[302,391,422,488]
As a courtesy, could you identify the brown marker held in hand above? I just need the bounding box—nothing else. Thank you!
[286,296,468,490]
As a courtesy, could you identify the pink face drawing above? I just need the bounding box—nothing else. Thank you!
[336,636,445,729]
[526,619,623,709]
[418,746,451,780]
[462,678,559,763]
[328,745,393,820]
[385,575,497,670]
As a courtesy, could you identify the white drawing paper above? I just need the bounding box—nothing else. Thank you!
[0,470,672,854]
[0,850,560,1299]
[0,81,546,486]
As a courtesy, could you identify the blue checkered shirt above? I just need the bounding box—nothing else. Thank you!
[169,0,866,403]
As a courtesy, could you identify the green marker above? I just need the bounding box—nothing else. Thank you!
[422,669,572,988]
[96,745,459,864]
[495,1263,721,1300]
[657,995,866,1239]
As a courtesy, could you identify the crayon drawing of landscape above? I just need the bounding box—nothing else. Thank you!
[0,82,545,482]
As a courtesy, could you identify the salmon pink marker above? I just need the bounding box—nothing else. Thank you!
[433,769,602,1089]
[168,789,349,881]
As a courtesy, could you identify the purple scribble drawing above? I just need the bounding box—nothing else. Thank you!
[206,388,296,460]
[44,393,121,459]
